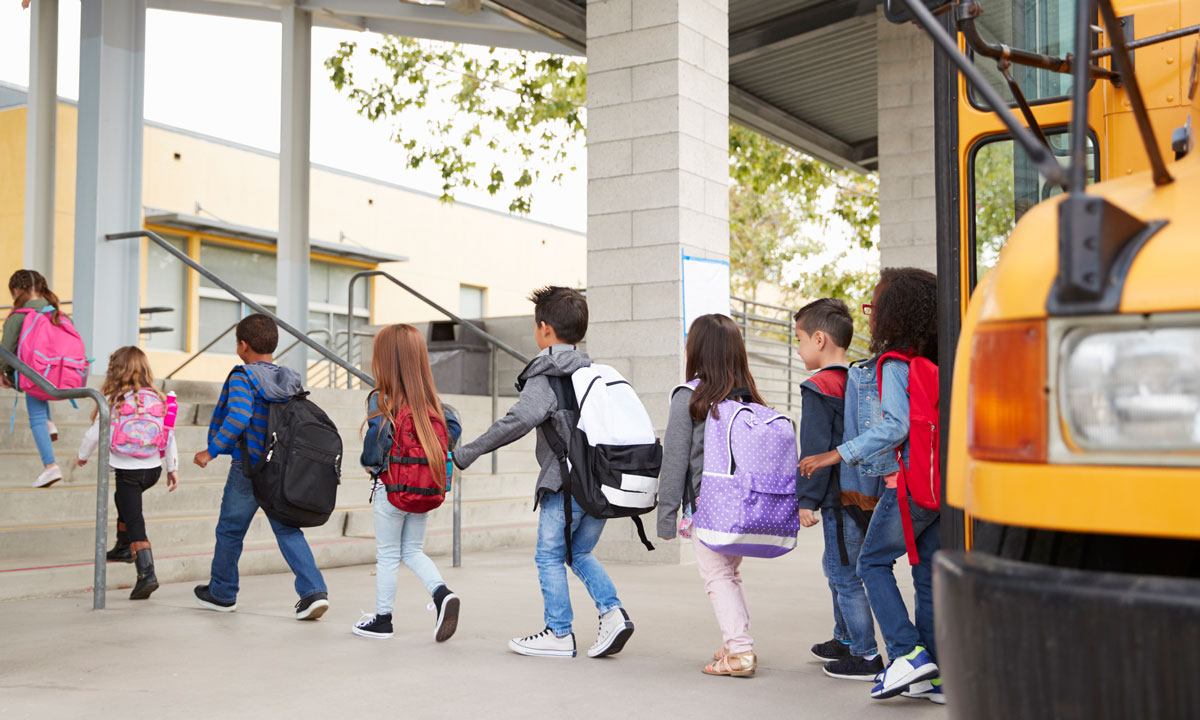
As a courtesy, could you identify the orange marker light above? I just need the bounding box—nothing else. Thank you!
[968,321,1048,463]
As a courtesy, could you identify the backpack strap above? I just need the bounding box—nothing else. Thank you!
[539,405,576,566]
[874,352,923,564]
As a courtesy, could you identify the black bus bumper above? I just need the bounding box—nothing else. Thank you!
[934,550,1200,719]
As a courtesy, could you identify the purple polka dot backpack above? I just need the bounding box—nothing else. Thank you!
[678,380,800,559]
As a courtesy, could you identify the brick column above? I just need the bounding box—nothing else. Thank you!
[877,7,937,272]
[586,0,729,563]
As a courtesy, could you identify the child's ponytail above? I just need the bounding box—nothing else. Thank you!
[8,269,63,325]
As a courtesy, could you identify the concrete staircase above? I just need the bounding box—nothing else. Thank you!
[0,380,538,601]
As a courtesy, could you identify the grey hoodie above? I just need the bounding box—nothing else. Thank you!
[245,362,304,401]
[453,344,591,502]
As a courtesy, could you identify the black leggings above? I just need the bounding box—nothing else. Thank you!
[114,468,161,543]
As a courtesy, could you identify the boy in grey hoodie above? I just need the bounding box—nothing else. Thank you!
[191,314,330,621]
[454,287,635,660]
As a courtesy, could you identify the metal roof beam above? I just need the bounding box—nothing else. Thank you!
[730,0,880,64]
[486,0,586,51]
[729,85,870,173]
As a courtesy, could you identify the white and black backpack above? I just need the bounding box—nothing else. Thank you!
[541,365,663,562]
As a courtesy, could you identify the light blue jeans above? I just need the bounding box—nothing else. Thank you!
[373,487,445,615]
[26,395,55,466]
[821,507,877,657]
[536,491,621,637]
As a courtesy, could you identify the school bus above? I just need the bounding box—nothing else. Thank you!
[888,0,1200,714]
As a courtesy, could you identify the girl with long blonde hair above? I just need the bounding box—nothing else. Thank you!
[77,346,179,601]
[353,324,462,642]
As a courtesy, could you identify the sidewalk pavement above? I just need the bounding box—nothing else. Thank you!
[0,528,944,719]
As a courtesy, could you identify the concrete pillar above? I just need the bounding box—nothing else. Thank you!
[876,7,937,272]
[277,3,311,372]
[24,0,58,281]
[73,0,145,363]
[586,0,730,563]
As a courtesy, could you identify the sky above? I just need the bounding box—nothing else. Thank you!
[0,3,589,233]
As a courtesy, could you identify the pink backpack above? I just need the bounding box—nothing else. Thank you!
[11,307,90,401]
[111,388,177,458]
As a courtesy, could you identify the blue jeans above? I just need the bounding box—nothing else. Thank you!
[372,487,445,615]
[536,491,621,637]
[857,488,940,662]
[821,507,877,657]
[26,395,55,466]
[208,461,327,603]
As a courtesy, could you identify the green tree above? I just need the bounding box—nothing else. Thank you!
[326,38,879,317]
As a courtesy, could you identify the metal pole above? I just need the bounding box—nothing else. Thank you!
[25,0,58,280]
[277,2,311,376]
[1068,0,1092,194]
[452,465,462,568]
[490,343,499,475]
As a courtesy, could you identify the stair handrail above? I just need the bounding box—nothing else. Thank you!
[346,270,530,390]
[108,230,375,388]
[0,346,111,611]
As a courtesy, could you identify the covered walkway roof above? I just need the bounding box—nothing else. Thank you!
[155,0,879,173]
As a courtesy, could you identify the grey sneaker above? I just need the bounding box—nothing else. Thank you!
[509,628,576,658]
[588,607,634,658]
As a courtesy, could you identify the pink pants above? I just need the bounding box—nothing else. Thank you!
[693,538,753,653]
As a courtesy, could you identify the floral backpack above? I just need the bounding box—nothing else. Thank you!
[111,388,178,458]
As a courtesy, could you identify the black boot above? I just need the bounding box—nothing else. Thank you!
[107,523,133,563]
[130,542,158,600]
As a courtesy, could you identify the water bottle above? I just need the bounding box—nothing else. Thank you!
[164,391,178,431]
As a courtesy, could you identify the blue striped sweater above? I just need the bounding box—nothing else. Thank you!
[206,363,302,464]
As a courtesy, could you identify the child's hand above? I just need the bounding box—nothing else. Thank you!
[76,458,88,467]
[798,508,820,528]
[167,471,179,491]
[193,450,212,468]
[798,450,841,478]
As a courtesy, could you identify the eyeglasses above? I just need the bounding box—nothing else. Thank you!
[862,304,873,315]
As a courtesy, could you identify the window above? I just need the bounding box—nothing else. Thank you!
[145,233,188,351]
[460,284,486,319]
[970,129,1098,285]
[968,0,1084,109]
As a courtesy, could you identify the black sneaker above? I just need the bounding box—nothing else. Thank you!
[352,612,393,639]
[823,654,886,682]
[430,585,460,643]
[194,585,237,613]
[296,592,330,621]
[811,638,852,662]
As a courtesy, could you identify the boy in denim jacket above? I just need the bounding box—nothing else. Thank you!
[794,299,883,682]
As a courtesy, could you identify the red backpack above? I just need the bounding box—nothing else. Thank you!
[382,407,450,514]
[877,351,940,565]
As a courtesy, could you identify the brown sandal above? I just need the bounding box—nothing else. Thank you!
[702,650,757,677]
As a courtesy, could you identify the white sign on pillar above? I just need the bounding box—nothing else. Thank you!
[681,253,731,337]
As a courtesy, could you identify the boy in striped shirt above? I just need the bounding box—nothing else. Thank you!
[191,314,330,620]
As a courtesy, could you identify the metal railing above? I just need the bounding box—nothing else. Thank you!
[730,295,869,414]
[0,346,111,610]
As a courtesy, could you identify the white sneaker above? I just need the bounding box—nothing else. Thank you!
[870,646,939,699]
[33,465,62,488]
[508,628,576,658]
[47,421,58,441]
[903,677,946,704]
[588,607,635,658]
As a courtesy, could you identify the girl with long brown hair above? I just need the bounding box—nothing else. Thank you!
[2,270,68,488]
[77,346,179,600]
[656,313,768,677]
[353,324,462,642]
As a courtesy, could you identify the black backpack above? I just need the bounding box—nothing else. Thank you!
[239,389,343,528]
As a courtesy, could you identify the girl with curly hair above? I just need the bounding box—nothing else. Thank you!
[798,267,943,704]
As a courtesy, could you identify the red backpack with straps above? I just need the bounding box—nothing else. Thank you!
[877,351,940,565]
[383,407,450,514]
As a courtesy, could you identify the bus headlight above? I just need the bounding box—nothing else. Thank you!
[1060,327,1200,451]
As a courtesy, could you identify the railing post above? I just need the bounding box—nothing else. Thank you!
[93,408,111,610]
[452,464,462,568]
[490,343,499,475]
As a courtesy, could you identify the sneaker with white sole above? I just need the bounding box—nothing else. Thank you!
[295,592,330,620]
[823,654,885,681]
[194,585,237,612]
[588,607,635,658]
[429,585,460,642]
[903,677,946,704]
[870,646,938,699]
[33,465,62,488]
[352,612,393,639]
[509,628,576,658]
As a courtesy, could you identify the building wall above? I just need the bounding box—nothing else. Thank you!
[876,7,938,272]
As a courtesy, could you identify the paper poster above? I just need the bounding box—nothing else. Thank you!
[681,253,731,336]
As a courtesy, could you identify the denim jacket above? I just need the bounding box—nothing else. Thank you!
[360,392,462,478]
[836,358,909,499]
